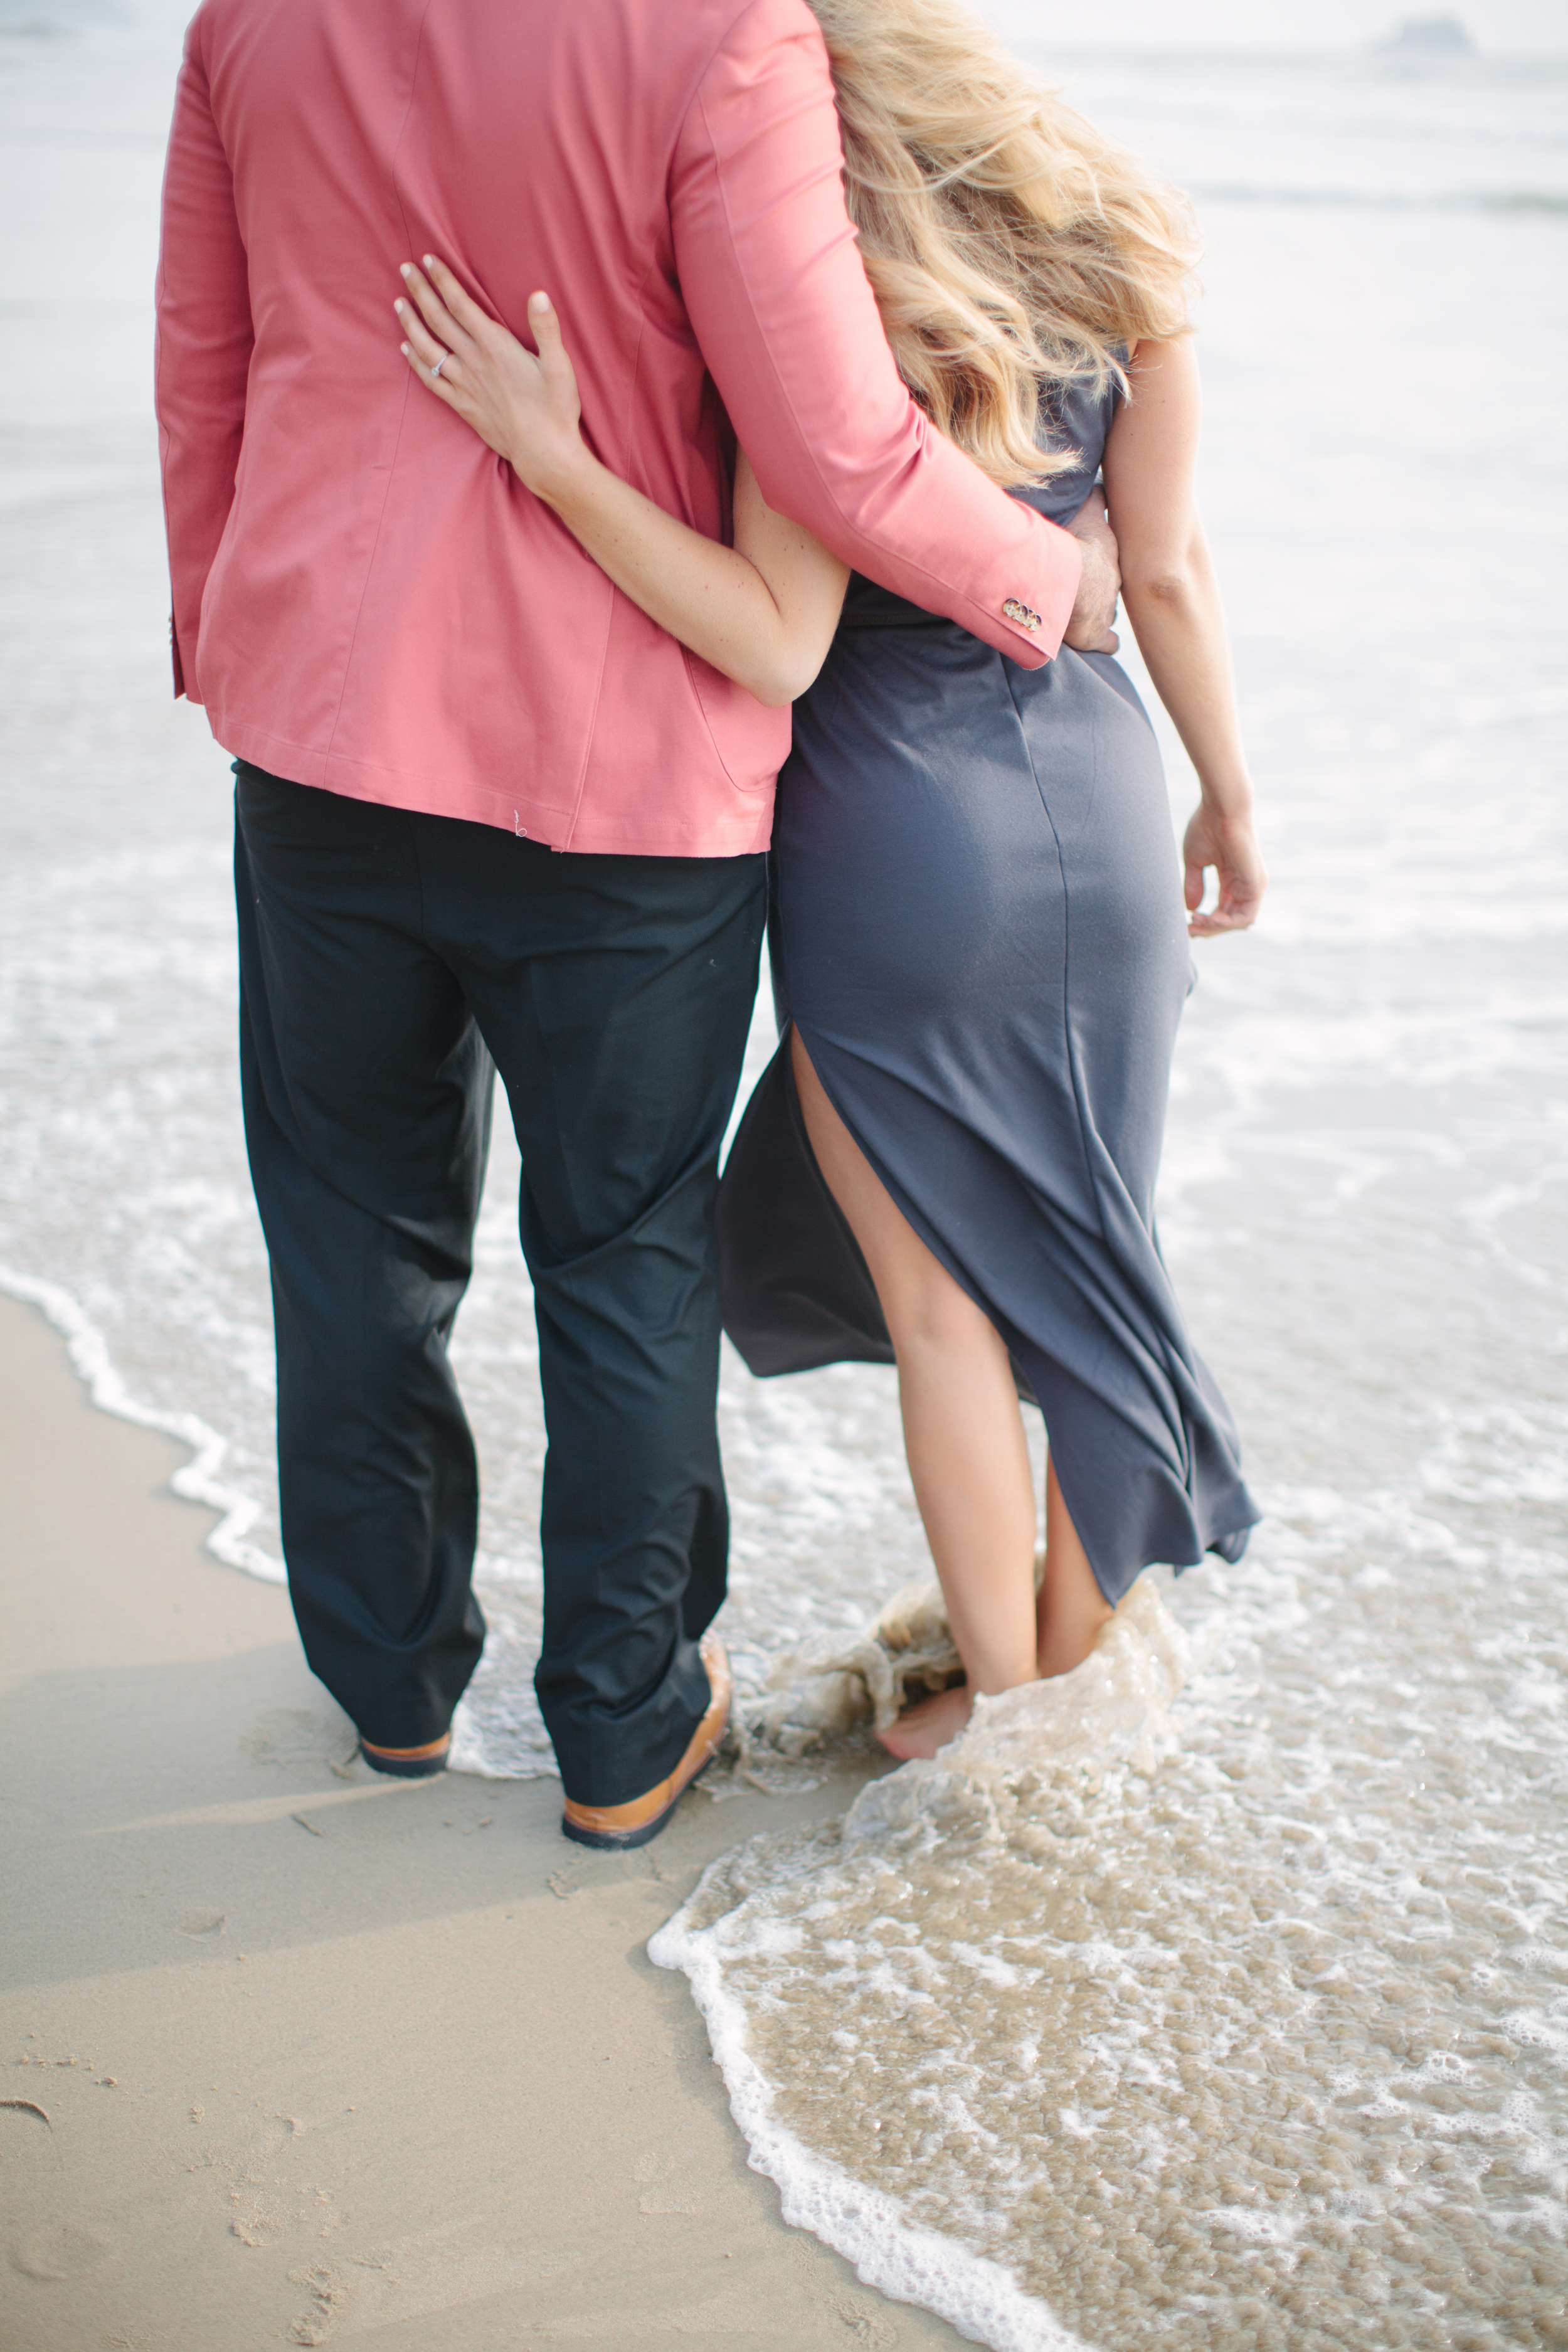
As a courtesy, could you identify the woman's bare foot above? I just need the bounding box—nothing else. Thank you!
[876,1682,976,1761]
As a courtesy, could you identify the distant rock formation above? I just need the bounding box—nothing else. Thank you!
[1377,14,1478,52]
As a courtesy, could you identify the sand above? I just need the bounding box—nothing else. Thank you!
[0,1292,964,2352]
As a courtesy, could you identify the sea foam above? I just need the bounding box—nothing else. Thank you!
[654,1577,1568,2351]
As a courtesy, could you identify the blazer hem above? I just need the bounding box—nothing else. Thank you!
[215,716,775,859]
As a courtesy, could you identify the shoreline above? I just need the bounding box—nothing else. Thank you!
[0,1290,964,2351]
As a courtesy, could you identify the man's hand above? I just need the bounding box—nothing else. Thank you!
[1061,487,1120,655]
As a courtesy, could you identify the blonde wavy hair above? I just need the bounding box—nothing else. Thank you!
[805,0,1199,485]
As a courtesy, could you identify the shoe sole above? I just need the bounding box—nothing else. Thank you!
[559,1747,719,1850]
[359,1740,450,1779]
[560,1638,731,1850]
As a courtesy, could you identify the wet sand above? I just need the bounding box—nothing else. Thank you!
[0,1292,963,2352]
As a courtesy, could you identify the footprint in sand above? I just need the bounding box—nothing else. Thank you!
[9,2219,112,2282]
[240,1707,359,1779]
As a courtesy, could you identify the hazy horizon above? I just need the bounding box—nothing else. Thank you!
[975,0,1568,56]
[2,0,1567,58]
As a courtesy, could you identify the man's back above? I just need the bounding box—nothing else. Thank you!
[158,0,1078,851]
[162,0,1093,1845]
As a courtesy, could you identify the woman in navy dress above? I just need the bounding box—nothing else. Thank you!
[394,0,1266,1760]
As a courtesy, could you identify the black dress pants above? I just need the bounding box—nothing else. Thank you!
[233,764,765,1806]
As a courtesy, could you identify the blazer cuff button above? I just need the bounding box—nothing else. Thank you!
[1002,598,1042,632]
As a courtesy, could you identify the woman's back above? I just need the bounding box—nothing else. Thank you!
[838,375,1120,633]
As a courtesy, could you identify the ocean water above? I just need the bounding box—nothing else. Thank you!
[1,11,1565,2346]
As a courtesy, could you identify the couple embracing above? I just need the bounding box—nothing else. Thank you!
[156,0,1264,1851]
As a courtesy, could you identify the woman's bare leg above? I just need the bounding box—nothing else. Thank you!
[791,1031,1037,1759]
[1037,1454,1113,1677]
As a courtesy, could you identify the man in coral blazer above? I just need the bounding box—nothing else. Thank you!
[156,0,1113,1846]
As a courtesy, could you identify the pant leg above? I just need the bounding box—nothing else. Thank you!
[234,766,490,1746]
[412,824,765,1807]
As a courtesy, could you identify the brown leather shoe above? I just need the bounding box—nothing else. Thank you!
[561,1635,731,1851]
[359,1730,451,1779]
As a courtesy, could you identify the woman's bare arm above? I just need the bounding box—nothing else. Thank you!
[1101,337,1266,935]
[395,258,848,709]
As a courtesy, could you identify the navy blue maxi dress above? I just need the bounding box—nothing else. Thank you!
[717,376,1259,1601]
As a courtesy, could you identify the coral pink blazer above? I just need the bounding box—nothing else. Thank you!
[156,0,1083,856]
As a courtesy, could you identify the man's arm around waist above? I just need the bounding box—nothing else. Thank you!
[670,0,1081,665]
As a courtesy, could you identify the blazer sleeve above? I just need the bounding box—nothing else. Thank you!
[670,0,1081,666]
[154,26,254,704]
